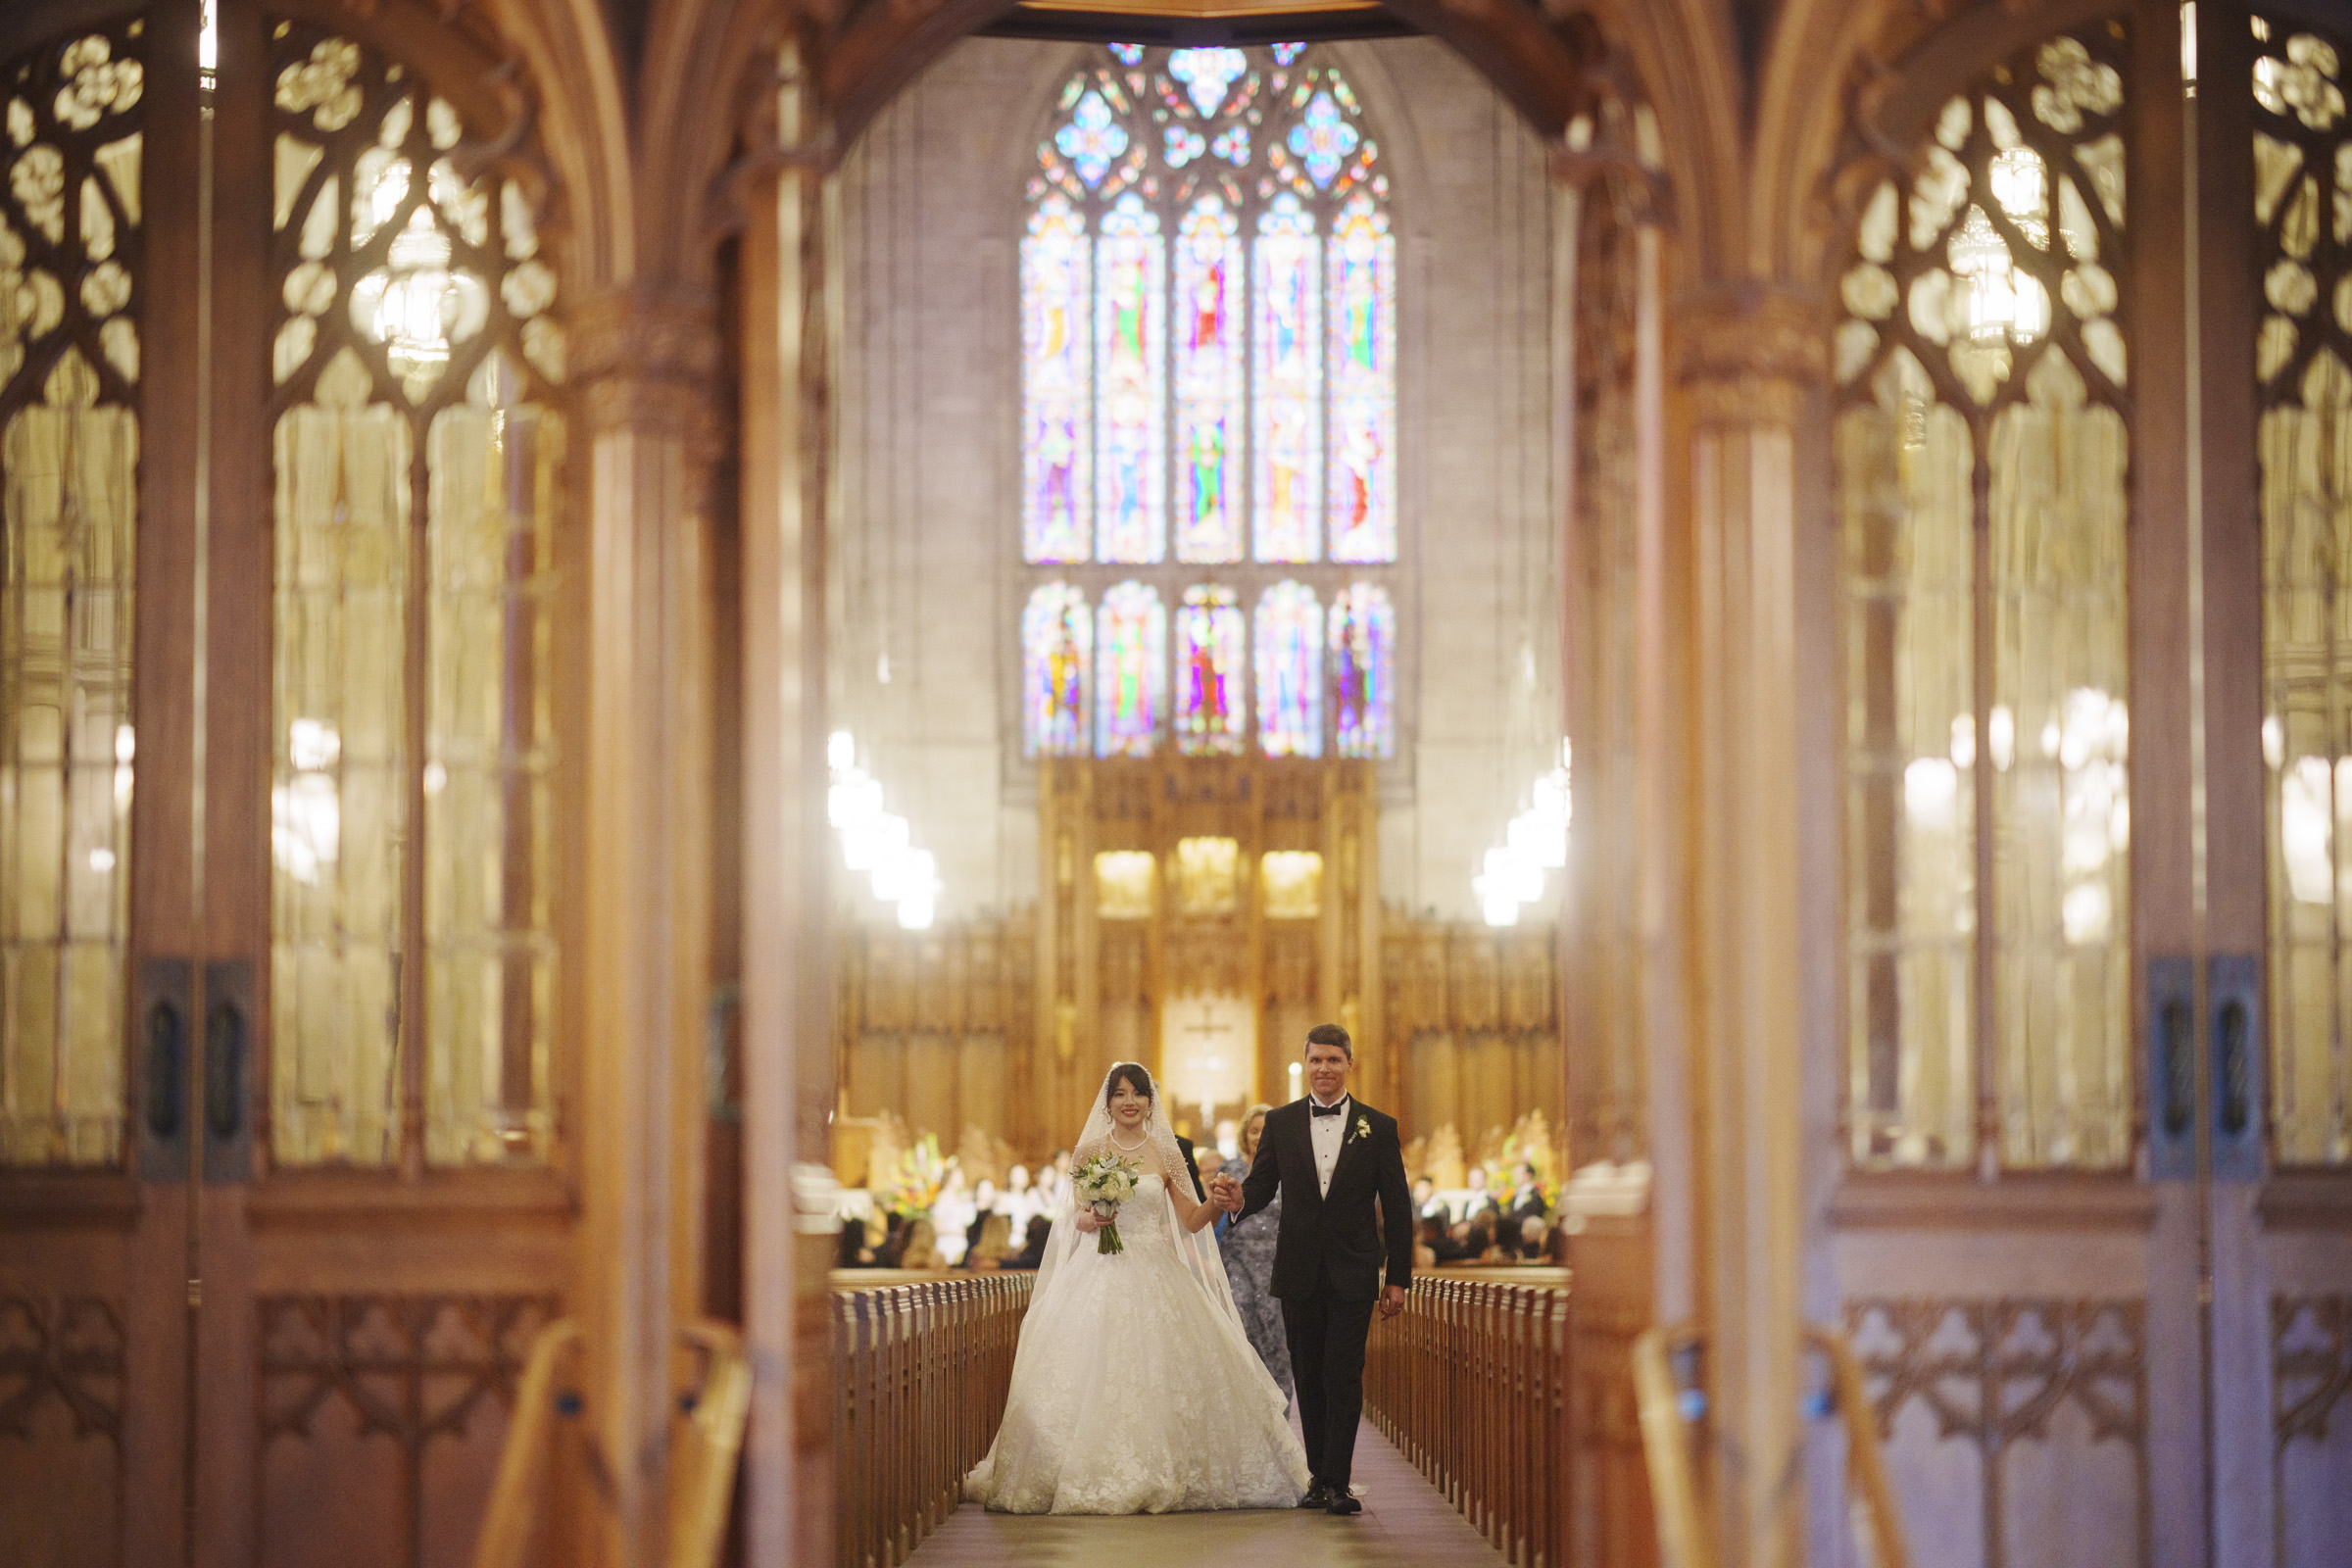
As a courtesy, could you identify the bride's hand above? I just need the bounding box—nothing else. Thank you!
[1073,1209,1102,1234]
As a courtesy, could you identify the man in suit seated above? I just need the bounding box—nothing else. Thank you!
[1505,1162,1547,1231]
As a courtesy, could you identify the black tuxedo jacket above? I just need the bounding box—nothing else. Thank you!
[1237,1097,1413,1302]
[1175,1136,1206,1201]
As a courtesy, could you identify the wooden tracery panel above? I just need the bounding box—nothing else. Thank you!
[2252,12,2352,1166]
[264,22,564,1167]
[1837,25,2134,1171]
[0,19,144,1166]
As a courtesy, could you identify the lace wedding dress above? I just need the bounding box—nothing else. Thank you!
[963,1070,1311,1514]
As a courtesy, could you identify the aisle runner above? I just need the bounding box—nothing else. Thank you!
[904,1419,1508,1568]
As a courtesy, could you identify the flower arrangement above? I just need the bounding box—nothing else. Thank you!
[876,1133,952,1221]
[1071,1149,1143,1254]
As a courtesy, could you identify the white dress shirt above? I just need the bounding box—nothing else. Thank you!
[1307,1092,1350,1199]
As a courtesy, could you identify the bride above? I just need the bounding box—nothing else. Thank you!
[964,1062,1311,1514]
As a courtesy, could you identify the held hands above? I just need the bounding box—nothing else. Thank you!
[1208,1172,1245,1213]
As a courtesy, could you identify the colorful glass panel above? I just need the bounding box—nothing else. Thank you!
[1331,582,1393,759]
[1174,197,1244,564]
[1253,195,1321,563]
[1096,195,1165,564]
[1096,580,1165,757]
[1018,47,1398,766]
[1022,582,1092,756]
[1056,90,1128,188]
[1328,192,1396,563]
[1177,584,1246,755]
[1255,581,1322,758]
[1288,90,1359,189]
[1022,196,1091,563]
[1169,48,1247,118]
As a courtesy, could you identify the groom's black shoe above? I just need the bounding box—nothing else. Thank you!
[1325,1494,1363,1516]
[1297,1483,1330,1510]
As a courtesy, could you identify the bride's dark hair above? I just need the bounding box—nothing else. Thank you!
[1102,1062,1154,1105]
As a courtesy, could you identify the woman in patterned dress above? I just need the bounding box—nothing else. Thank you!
[1216,1103,1293,1404]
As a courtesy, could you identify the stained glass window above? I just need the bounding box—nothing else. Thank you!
[270,26,564,1167]
[1328,193,1395,564]
[1177,584,1246,754]
[2253,13,2352,1165]
[0,24,142,1166]
[1096,194,1163,564]
[1330,583,1393,759]
[1254,196,1321,564]
[1022,45,1398,760]
[1023,582,1092,756]
[1837,29,2132,1171]
[1174,196,1243,564]
[1096,580,1165,757]
[1022,197,1090,564]
[1254,581,1321,757]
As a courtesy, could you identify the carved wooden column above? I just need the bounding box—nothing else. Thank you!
[741,35,842,1568]
[1036,760,1098,1141]
[1680,291,1825,1568]
[570,287,722,1568]
[1554,138,1688,1568]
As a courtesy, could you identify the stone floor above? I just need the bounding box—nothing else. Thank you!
[902,1420,1507,1568]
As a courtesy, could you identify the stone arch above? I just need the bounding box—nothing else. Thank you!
[622,0,1759,301]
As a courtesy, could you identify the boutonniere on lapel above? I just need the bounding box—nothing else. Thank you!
[1351,1114,1371,1145]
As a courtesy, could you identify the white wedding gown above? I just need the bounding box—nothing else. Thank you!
[964,1173,1312,1513]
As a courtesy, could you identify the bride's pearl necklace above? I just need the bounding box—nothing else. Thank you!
[1109,1129,1148,1152]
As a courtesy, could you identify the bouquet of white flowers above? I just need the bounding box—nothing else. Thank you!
[1070,1149,1144,1254]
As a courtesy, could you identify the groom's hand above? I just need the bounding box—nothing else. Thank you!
[1378,1285,1407,1319]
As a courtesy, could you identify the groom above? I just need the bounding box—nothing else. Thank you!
[1213,1022,1411,1515]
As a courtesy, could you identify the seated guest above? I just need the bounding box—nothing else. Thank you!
[1544,1219,1572,1265]
[1413,1175,1446,1223]
[1004,1164,1040,1226]
[964,1212,1013,1270]
[1428,1215,1469,1264]
[1009,1215,1054,1270]
[1517,1214,1548,1260]
[1506,1162,1547,1229]
[1413,1213,1446,1270]
[837,1217,875,1269]
[965,1178,1003,1257]
[874,1212,910,1268]
[932,1172,974,1266]
[898,1218,942,1270]
[1463,1215,1496,1263]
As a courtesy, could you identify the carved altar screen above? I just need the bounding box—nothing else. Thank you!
[1837,27,2132,1170]
[0,24,142,1165]
[1018,45,1397,763]
[2253,13,2352,1166]
[268,25,563,1166]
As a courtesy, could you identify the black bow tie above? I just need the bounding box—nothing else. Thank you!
[1310,1102,1346,1118]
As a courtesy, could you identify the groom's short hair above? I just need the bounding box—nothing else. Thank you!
[1304,1022,1352,1059]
